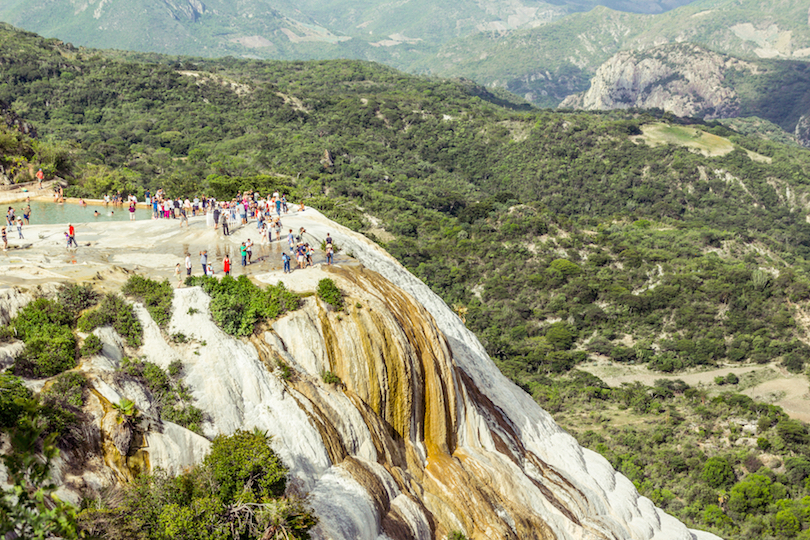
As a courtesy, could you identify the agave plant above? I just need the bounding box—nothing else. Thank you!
[111,398,139,425]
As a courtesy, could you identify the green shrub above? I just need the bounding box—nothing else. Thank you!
[42,372,86,409]
[277,360,292,381]
[122,275,174,328]
[728,474,773,515]
[167,360,183,378]
[57,283,100,318]
[78,431,315,539]
[13,325,76,378]
[11,298,72,341]
[80,333,103,357]
[78,294,142,347]
[776,418,809,446]
[0,373,33,428]
[757,437,771,451]
[321,370,341,385]
[187,275,300,336]
[0,325,15,343]
[316,278,343,310]
[162,405,204,434]
[205,429,287,502]
[119,357,202,433]
[702,456,735,488]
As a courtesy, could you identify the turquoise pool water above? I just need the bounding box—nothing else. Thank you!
[5,201,151,225]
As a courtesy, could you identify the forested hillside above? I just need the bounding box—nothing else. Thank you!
[6,23,810,538]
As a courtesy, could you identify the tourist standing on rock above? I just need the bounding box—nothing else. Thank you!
[16,218,23,239]
[240,243,247,267]
[246,238,253,264]
[36,168,44,190]
[259,223,268,246]
[129,201,136,221]
[175,263,182,287]
[288,229,295,251]
[220,211,229,236]
[200,251,208,276]
[185,253,192,276]
[67,223,77,248]
[2,227,7,251]
[282,251,291,274]
[180,206,188,227]
[326,244,334,265]
[223,255,231,276]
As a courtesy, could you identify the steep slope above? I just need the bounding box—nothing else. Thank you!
[0,213,721,540]
[559,44,810,146]
[1,0,800,108]
[0,0,704,66]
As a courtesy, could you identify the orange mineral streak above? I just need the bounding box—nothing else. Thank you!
[89,388,150,483]
[278,266,566,538]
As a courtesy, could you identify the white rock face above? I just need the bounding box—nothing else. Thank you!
[560,44,750,120]
[0,214,721,540]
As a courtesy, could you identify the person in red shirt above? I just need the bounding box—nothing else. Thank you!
[67,223,77,248]
[36,168,44,189]
[223,255,231,276]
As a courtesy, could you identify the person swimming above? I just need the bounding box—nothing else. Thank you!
[94,210,100,217]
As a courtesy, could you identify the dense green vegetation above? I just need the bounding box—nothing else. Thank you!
[316,278,343,310]
[121,275,174,328]
[79,429,316,540]
[11,298,76,378]
[78,294,143,348]
[186,275,300,336]
[119,357,204,433]
[533,370,810,538]
[5,24,810,537]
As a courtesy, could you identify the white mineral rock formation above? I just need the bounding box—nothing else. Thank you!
[0,209,721,540]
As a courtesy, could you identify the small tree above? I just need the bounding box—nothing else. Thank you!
[702,456,735,488]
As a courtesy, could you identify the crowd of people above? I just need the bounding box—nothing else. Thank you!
[137,188,336,282]
[2,186,338,278]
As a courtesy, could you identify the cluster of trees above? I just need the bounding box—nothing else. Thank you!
[531,370,810,538]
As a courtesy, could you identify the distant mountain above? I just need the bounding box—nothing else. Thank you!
[559,43,810,146]
[1,0,808,114]
[0,0,702,79]
[417,0,810,106]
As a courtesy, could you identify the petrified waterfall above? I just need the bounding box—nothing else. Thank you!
[4,210,719,540]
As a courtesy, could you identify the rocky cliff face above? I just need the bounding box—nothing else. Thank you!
[560,44,749,119]
[0,212,721,540]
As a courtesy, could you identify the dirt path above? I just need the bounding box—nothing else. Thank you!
[580,360,810,422]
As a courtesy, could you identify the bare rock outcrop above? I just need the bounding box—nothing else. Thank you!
[560,44,751,119]
[796,114,810,148]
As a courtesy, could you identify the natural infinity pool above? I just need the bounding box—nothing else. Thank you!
[4,200,151,225]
